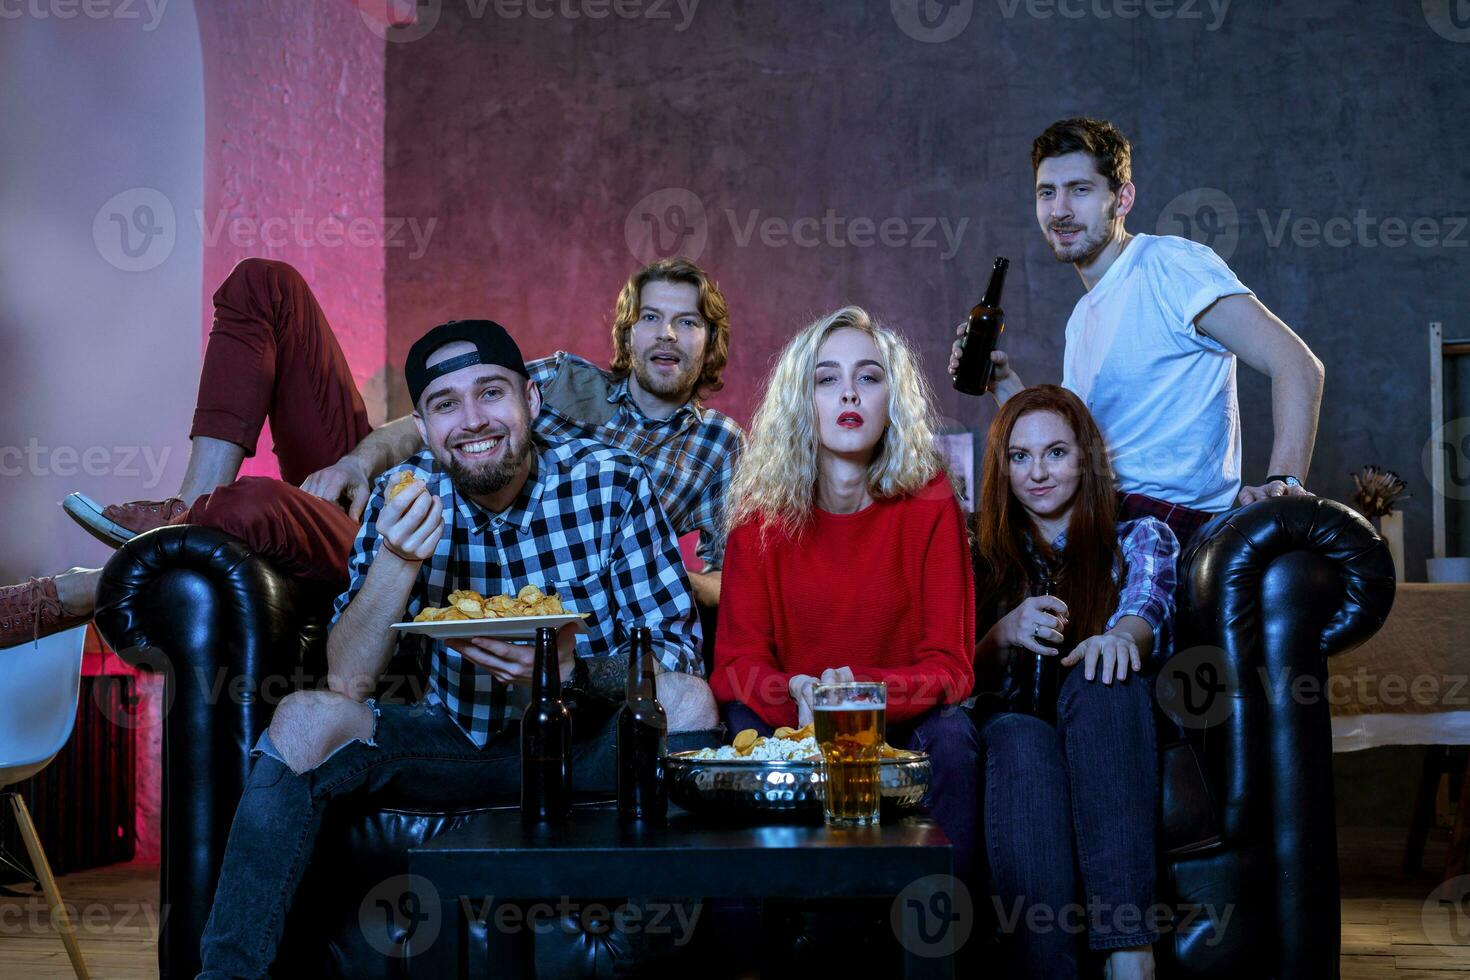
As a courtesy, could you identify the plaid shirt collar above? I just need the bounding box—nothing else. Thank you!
[607,375,704,426]
[448,453,547,537]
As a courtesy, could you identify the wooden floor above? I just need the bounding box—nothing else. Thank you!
[0,829,1466,978]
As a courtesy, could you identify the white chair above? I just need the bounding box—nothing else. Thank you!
[0,625,91,979]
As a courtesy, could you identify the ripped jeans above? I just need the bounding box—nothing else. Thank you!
[197,697,714,979]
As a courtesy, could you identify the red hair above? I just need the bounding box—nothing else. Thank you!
[974,385,1122,645]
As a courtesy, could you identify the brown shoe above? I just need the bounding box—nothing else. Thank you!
[63,492,187,548]
[0,577,84,649]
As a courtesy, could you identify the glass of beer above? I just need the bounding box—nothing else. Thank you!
[812,681,886,827]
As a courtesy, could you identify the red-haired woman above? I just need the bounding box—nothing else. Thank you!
[972,385,1177,980]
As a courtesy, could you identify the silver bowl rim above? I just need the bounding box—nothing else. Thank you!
[662,749,929,771]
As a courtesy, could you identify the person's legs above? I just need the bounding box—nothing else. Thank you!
[720,701,775,737]
[64,257,373,549]
[197,693,514,979]
[973,709,1081,980]
[654,670,721,732]
[193,257,373,485]
[890,706,979,884]
[175,477,362,587]
[1055,666,1160,957]
[0,573,93,648]
[7,477,359,646]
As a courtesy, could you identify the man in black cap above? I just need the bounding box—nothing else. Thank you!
[196,318,718,980]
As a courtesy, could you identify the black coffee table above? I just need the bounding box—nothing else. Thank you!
[408,808,956,978]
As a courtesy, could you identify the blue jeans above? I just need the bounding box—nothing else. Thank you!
[721,701,979,883]
[197,697,716,979]
[972,666,1159,979]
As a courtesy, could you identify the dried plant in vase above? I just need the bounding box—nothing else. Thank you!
[1350,466,1409,520]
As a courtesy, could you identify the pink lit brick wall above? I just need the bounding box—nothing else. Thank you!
[195,1,390,478]
[127,3,389,865]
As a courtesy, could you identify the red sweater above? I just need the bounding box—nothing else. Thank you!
[711,474,976,729]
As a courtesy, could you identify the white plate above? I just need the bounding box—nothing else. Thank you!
[390,613,590,640]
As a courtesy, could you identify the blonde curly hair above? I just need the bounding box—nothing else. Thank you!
[725,306,947,541]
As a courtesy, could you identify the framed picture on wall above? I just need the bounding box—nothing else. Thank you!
[934,427,982,514]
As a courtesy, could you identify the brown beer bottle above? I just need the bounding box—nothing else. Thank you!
[953,256,1010,396]
[1012,572,1061,725]
[522,626,573,825]
[617,626,668,822]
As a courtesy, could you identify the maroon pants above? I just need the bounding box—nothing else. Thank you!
[1118,492,1216,549]
[173,258,374,587]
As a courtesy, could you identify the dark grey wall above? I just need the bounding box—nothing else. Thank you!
[386,0,1470,578]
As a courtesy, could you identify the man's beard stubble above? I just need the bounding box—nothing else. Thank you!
[443,429,534,497]
[631,348,700,401]
[1049,199,1118,264]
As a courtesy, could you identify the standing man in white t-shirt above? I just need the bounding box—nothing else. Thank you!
[952,117,1324,546]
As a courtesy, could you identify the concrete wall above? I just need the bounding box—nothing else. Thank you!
[0,3,205,581]
[383,0,1470,580]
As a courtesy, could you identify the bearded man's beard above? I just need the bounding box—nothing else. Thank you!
[632,348,700,399]
[1049,199,1118,264]
[443,430,534,496]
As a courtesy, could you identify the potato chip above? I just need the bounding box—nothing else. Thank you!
[732,729,759,754]
[411,584,571,624]
[773,726,797,740]
[387,471,417,502]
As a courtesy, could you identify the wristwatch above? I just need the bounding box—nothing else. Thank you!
[1266,474,1303,489]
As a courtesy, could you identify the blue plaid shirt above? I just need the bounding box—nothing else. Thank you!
[332,438,702,747]
[527,353,745,570]
[1029,517,1179,658]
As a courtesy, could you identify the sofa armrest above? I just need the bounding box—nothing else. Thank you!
[1181,496,1396,660]
[1171,496,1395,978]
[92,524,339,980]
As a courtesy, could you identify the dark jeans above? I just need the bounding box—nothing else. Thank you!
[197,696,716,979]
[972,666,1159,979]
[722,701,979,883]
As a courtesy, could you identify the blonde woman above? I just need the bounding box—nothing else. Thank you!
[710,307,977,878]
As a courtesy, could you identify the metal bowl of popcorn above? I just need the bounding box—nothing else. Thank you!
[663,730,931,819]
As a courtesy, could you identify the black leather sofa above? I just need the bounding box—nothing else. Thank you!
[94,495,1394,979]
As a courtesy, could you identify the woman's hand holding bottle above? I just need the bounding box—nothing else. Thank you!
[1000,595,1069,655]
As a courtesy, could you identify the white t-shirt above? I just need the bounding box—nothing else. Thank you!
[1061,233,1252,513]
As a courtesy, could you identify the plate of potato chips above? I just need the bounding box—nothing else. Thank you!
[390,585,589,640]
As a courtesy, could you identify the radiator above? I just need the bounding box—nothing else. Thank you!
[1,674,137,882]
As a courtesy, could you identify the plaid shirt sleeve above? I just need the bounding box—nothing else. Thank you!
[525,353,561,388]
[1107,517,1179,661]
[690,423,744,571]
[607,464,704,676]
